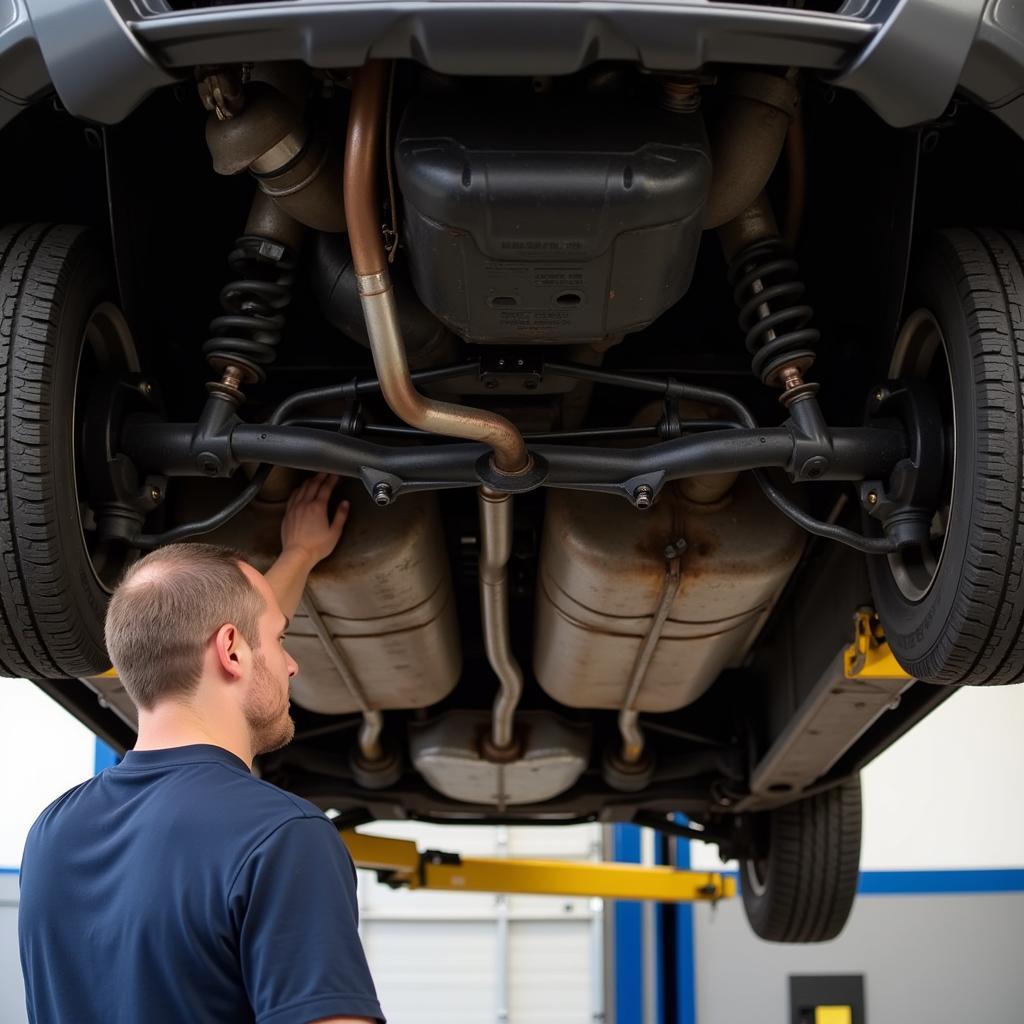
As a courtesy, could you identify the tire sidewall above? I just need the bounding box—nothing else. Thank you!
[48,234,123,671]
[867,238,979,675]
[739,853,775,936]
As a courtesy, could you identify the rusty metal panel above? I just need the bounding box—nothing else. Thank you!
[205,481,461,714]
[533,477,803,711]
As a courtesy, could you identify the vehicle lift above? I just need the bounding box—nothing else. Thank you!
[78,610,910,1022]
[81,610,909,908]
[339,609,910,906]
[340,828,735,904]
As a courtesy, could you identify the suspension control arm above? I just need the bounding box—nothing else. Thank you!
[123,418,906,505]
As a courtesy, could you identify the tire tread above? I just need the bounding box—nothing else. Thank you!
[0,223,110,678]
[741,778,862,943]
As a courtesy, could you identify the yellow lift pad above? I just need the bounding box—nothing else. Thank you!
[341,829,735,903]
[843,609,912,681]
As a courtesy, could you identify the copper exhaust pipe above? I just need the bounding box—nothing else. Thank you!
[343,61,529,474]
[344,60,529,758]
[478,487,523,753]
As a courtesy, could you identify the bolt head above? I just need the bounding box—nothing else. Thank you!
[633,485,654,510]
[149,486,161,503]
[139,381,153,397]
[803,455,829,479]
[867,490,878,506]
[372,483,393,507]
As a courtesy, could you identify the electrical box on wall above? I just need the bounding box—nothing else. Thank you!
[790,975,865,1024]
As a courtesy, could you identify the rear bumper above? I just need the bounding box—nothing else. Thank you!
[3,0,1020,135]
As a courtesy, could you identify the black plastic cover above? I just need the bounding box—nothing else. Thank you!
[395,98,712,344]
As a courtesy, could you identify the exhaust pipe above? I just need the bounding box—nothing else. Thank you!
[478,488,523,756]
[343,61,529,474]
[343,61,529,758]
[703,70,799,231]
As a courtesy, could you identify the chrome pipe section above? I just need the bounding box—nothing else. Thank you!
[300,592,383,763]
[618,542,684,764]
[479,487,524,754]
[203,74,346,234]
[343,61,529,474]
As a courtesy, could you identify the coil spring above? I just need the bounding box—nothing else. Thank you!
[203,235,296,384]
[727,237,820,387]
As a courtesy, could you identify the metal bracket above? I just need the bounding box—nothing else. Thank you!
[341,830,735,903]
[843,608,912,681]
[744,607,911,807]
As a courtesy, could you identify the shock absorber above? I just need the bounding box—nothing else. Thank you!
[204,234,296,405]
[727,234,820,409]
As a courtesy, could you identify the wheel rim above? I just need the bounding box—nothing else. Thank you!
[73,302,141,594]
[885,309,956,603]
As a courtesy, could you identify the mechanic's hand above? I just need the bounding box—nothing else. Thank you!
[280,473,350,566]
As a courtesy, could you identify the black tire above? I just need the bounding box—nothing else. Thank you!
[0,223,137,679]
[868,229,1024,685]
[740,778,861,943]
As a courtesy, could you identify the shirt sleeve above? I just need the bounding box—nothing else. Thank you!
[229,815,385,1024]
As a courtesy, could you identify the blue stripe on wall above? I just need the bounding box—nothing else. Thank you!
[612,825,643,1024]
[93,738,119,774]
[717,867,1024,896]
[857,868,1024,894]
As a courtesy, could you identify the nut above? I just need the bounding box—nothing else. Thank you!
[372,482,394,507]
[633,484,654,510]
[197,452,220,476]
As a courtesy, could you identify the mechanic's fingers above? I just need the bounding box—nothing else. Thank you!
[315,473,338,501]
[331,499,350,534]
[295,473,321,504]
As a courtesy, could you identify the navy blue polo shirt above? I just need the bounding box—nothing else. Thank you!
[18,744,385,1024]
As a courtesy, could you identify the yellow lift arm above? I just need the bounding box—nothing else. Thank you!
[843,608,912,681]
[340,829,735,903]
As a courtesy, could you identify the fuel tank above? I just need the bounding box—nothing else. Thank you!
[204,480,461,715]
[533,477,804,711]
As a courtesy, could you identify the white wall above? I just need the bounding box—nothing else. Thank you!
[859,685,1024,869]
[691,684,1024,872]
[0,683,603,1024]
[4,679,1024,1024]
[355,821,602,1024]
[0,680,95,869]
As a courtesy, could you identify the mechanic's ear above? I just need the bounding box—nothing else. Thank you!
[213,623,247,681]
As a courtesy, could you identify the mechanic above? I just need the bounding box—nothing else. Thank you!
[18,473,385,1024]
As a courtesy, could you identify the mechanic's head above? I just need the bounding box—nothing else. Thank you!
[104,543,299,755]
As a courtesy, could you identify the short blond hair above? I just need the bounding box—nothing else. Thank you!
[104,543,264,710]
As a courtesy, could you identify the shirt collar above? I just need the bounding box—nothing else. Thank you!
[116,744,251,774]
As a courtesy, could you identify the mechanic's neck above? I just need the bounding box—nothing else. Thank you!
[133,694,255,769]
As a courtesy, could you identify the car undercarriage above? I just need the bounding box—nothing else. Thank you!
[3,0,1024,942]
